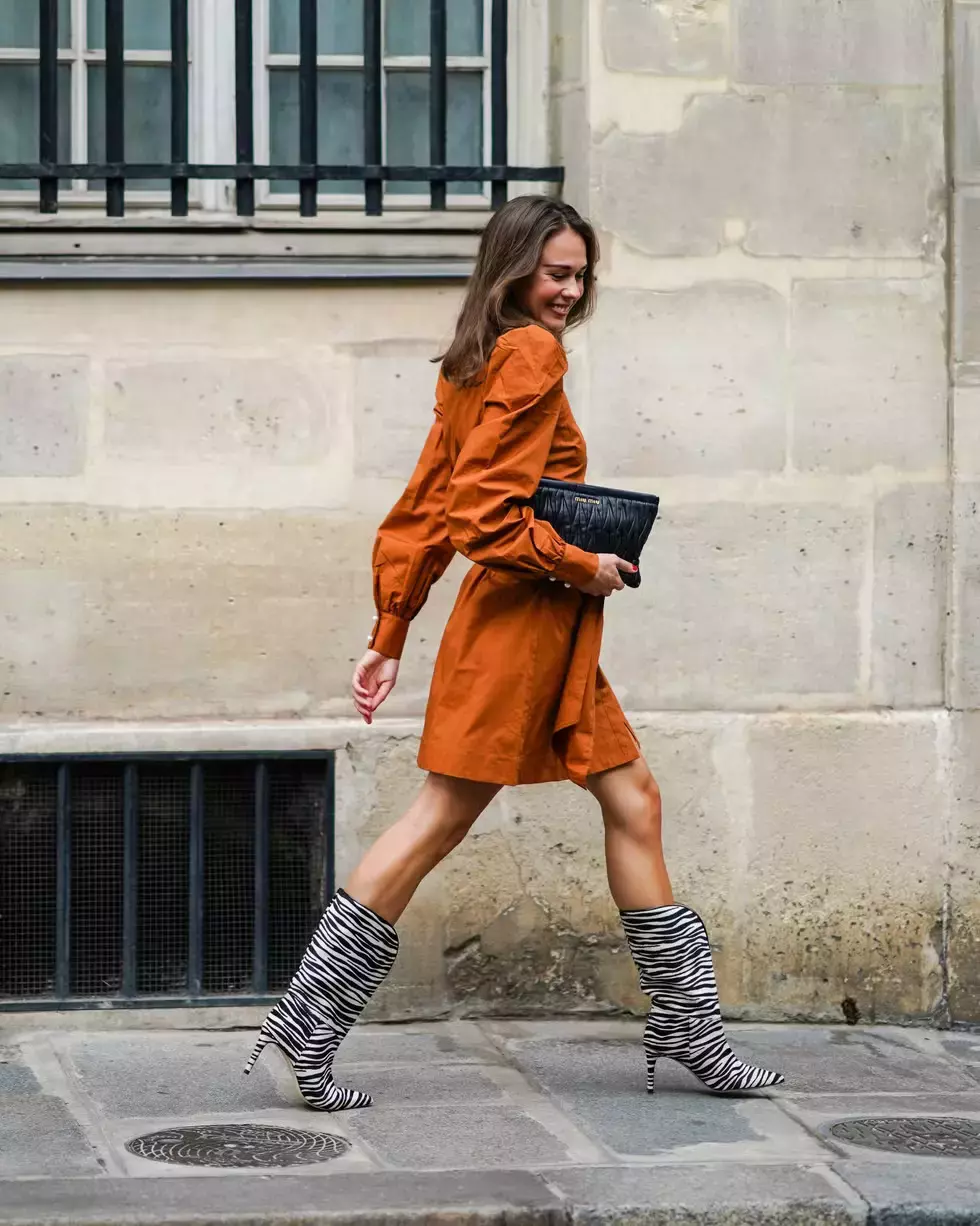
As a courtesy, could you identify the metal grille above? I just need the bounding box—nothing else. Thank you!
[70,764,125,996]
[0,764,58,997]
[828,1117,980,1158]
[137,765,190,996]
[126,1124,350,1168]
[0,753,333,1009]
[268,762,330,990]
[202,762,255,996]
[2,0,562,218]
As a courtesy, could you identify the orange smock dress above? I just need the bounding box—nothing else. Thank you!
[367,323,641,789]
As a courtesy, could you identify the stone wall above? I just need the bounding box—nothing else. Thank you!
[0,0,975,1026]
[516,0,958,1027]
[954,0,980,1022]
[0,286,463,721]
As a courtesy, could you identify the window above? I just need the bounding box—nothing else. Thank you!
[0,0,560,230]
[261,0,485,207]
[0,0,178,204]
[0,1,71,194]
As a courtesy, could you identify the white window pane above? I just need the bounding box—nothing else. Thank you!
[384,0,482,56]
[386,70,482,195]
[269,0,362,55]
[87,0,170,50]
[0,0,71,48]
[0,64,71,189]
[269,69,364,195]
[88,65,171,189]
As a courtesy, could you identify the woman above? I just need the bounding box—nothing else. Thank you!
[244,196,784,1109]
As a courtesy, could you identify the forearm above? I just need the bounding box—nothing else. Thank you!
[448,501,598,587]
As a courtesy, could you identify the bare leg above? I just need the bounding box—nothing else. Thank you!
[587,757,674,910]
[244,773,498,1107]
[345,772,501,924]
[588,759,784,1093]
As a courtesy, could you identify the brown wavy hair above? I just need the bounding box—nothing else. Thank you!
[439,195,599,386]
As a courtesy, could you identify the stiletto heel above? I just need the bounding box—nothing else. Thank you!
[243,1032,271,1077]
[622,905,784,1095]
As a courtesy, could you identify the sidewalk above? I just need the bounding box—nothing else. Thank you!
[3,1015,980,1225]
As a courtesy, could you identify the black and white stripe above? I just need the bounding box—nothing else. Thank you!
[621,904,784,1094]
[244,888,399,1110]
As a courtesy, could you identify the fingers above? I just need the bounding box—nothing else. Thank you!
[352,677,374,709]
[615,557,637,573]
[352,665,397,725]
[352,661,374,723]
[352,680,374,710]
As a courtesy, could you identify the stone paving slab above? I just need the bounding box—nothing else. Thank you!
[344,1103,573,1170]
[541,1163,865,1225]
[835,1159,980,1223]
[486,1021,980,1096]
[59,1032,513,1122]
[0,1171,567,1226]
[4,1021,980,1225]
[939,1036,980,1073]
[781,1093,980,1116]
[0,1095,104,1177]
[60,1035,285,1118]
[725,1028,978,1095]
[333,1022,505,1067]
[503,1035,826,1161]
[0,1046,41,1094]
[326,1064,510,1110]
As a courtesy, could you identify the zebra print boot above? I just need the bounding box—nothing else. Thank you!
[621,904,784,1095]
[243,888,399,1110]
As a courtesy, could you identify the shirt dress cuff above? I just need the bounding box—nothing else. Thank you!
[369,612,411,660]
[553,543,599,589]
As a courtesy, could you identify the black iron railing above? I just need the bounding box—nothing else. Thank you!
[2,0,563,219]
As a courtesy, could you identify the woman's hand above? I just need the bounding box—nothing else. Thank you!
[352,650,400,724]
[579,554,636,597]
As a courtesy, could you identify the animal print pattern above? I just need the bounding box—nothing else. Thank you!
[621,904,784,1094]
[244,888,399,1110]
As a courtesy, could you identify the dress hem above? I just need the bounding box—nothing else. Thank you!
[416,743,641,789]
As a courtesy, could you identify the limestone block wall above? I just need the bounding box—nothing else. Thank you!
[953,0,980,1022]
[0,0,975,1026]
[497,0,958,1027]
[0,287,465,721]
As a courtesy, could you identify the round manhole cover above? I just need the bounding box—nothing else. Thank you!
[126,1124,351,1168]
[829,1117,980,1158]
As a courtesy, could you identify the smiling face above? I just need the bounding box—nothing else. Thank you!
[521,226,589,336]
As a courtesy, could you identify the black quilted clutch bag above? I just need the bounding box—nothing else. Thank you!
[529,478,660,589]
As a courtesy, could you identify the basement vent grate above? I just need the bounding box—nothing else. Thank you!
[0,753,333,1009]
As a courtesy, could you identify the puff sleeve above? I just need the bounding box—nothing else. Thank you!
[445,325,598,587]
[368,408,456,660]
